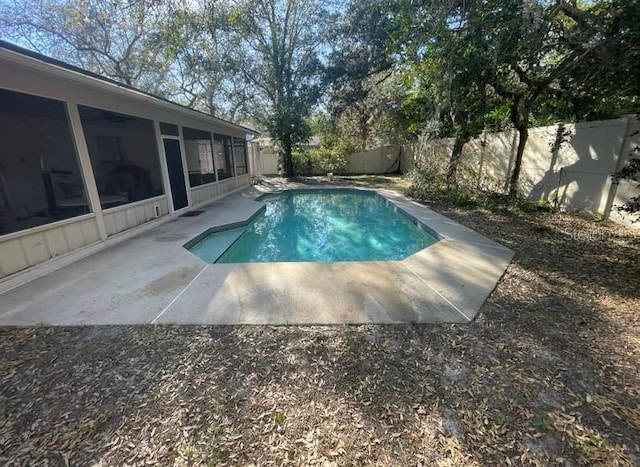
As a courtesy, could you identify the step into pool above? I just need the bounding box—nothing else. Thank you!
[186,189,438,263]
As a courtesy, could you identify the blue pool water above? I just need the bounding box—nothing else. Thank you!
[188,190,438,263]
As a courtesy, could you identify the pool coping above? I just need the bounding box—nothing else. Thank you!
[0,184,514,326]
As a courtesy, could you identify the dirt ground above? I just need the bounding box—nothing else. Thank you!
[1,175,639,465]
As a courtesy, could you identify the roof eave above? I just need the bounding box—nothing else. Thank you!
[0,40,260,136]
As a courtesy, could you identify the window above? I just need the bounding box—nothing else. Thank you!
[159,122,179,136]
[0,88,88,236]
[213,133,234,179]
[233,137,248,175]
[78,106,164,206]
[183,127,216,187]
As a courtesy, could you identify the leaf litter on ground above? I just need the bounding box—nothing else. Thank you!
[1,175,638,465]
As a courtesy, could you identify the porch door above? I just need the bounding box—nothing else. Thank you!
[163,138,188,211]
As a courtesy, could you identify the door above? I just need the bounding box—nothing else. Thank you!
[163,138,188,211]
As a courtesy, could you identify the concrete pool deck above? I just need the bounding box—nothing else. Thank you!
[0,185,514,325]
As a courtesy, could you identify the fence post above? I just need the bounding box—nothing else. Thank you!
[600,116,633,220]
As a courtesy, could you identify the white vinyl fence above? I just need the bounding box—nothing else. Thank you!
[256,146,402,176]
[346,146,401,174]
[402,116,640,225]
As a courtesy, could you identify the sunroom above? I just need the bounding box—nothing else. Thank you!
[0,40,259,284]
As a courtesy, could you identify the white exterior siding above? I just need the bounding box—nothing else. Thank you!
[190,183,219,206]
[103,197,170,237]
[0,216,100,278]
[0,43,256,282]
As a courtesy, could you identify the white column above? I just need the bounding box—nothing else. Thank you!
[210,134,221,197]
[177,126,192,209]
[153,121,174,213]
[232,137,239,188]
[65,102,107,240]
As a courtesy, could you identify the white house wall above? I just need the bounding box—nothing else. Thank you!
[190,183,219,206]
[236,174,250,187]
[0,215,100,278]
[188,173,250,208]
[0,49,254,282]
[103,197,169,237]
[218,178,237,195]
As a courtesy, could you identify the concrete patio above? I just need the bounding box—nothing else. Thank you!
[0,185,514,325]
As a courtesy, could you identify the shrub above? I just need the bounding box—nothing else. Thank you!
[406,159,447,199]
[406,140,451,200]
[292,148,315,175]
[290,138,353,176]
[311,146,348,174]
[406,141,557,215]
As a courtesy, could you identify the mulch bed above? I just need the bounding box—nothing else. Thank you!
[1,176,639,465]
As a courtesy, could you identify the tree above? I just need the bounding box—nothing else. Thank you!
[395,0,497,187]
[161,1,249,120]
[464,0,632,197]
[556,0,640,121]
[231,0,328,177]
[394,0,638,193]
[326,0,398,152]
[0,0,172,95]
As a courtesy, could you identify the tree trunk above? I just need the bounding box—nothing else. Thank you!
[359,109,368,152]
[282,135,294,177]
[446,135,467,188]
[361,127,368,153]
[509,125,528,197]
[507,97,529,198]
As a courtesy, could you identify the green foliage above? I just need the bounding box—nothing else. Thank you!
[2,0,637,188]
[304,112,355,174]
[416,0,639,195]
[406,153,449,201]
[406,138,481,200]
[484,102,512,132]
[536,199,554,212]
[292,148,315,175]
[233,0,327,177]
[406,140,557,215]
[560,0,640,120]
[293,143,350,175]
[311,146,348,174]
[328,0,638,192]
[272,411,285,423]
[326,0,400,150]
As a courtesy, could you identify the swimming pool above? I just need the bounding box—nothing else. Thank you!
[187,189,438,263]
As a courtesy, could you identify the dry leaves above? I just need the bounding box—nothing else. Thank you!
[1,176,638,465]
